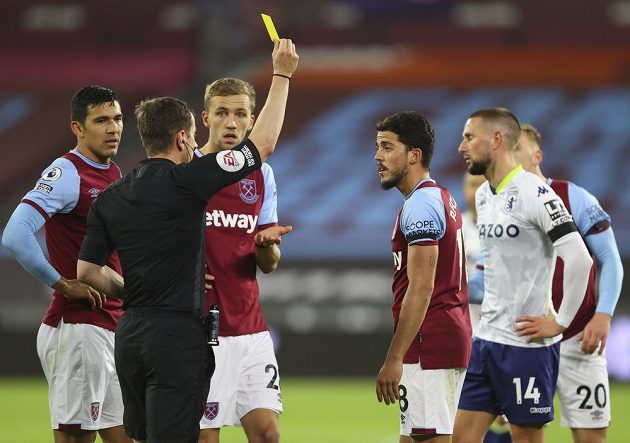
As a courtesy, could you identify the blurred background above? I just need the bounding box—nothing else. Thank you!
[1,0,629,384]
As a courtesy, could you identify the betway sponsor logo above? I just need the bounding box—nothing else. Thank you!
[205,210,258,233]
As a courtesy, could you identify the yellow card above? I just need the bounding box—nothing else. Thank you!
[261,13,280,41]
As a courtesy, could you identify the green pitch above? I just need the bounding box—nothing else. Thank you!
[1,377,629,442]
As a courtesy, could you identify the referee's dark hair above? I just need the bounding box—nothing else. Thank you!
[71,85,118,125]
[135,97,195,156]
[376,111,435,170]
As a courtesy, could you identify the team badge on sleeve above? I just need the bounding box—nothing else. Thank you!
[204,402,219,420]
[41,167,62,181]
[217,150,245,172]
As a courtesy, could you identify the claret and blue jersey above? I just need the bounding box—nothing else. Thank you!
[391,178,471,369]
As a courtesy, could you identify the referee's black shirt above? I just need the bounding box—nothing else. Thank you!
[79,139,261,317]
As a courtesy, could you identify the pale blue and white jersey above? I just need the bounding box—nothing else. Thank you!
[476,166,577,348]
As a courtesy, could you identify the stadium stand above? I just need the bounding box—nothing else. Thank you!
[0,0,628,377]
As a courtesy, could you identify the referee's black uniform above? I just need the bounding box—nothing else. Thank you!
[79,139,261,443]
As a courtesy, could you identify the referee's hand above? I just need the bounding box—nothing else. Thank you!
[54,277,106,309]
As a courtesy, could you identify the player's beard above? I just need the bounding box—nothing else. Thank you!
[467,154,491,176]
[380,165,406,190]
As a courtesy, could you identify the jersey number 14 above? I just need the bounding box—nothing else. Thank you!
[513,377,541,404]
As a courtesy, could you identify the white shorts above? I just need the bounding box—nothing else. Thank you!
[556,334,610,429]
[399,365,466,437]
[37,321,123,430]
[200,331,283,428]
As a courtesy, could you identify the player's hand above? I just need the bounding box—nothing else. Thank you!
[205,272,215,290]
[578,312,611,355]
[272,39,299,78]
[514,313,565,341]
[255,225,293,248]
[54,277,106,310]
[376,359,403,405]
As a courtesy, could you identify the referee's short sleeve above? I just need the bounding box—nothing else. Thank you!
[174,139,262,201]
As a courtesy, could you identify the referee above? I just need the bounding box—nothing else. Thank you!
[77,39,298,443]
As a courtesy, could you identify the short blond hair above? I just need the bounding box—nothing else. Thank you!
[204,78,255,113]
[520,123,542,148]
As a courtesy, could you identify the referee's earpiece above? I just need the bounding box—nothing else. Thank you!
[176,138,183,152]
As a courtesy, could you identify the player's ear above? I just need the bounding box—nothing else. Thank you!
[248,115,255,131]
[409,147,422,165]
[492,130,503,150]
[71,120,84,138]
[201,111,210,128]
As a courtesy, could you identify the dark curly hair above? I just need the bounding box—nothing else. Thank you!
[376,111,435,169]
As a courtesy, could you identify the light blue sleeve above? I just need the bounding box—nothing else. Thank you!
[400,187,446,245]
[2,203,61,286]
[21,157,80,216]
[259,163,278,226]
[585,228,623,316]
[567,181,610,236]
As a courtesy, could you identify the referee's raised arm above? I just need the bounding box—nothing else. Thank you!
[248,38,299,162]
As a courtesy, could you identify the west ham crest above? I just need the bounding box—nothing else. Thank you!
[239,179,259,204]
[91,402,100,422]
[204,402,219,420]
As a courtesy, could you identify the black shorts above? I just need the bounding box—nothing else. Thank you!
[115,309,215,442]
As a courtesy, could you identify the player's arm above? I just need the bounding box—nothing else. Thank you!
[516,195,592,339]
[247,39,298,162]
[2,203,105,308]
[3,203,60,286]
[376,244,437,405]
[77,204,124,299]
[253,165,291,273]
[566,184,623,353]
[255,225,292,273]
[553,232,593,328]
[580,226,623,354]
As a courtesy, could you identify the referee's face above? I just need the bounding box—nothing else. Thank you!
[74,101,123,164]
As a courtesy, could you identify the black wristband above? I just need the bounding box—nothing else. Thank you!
[273,73,291,80]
